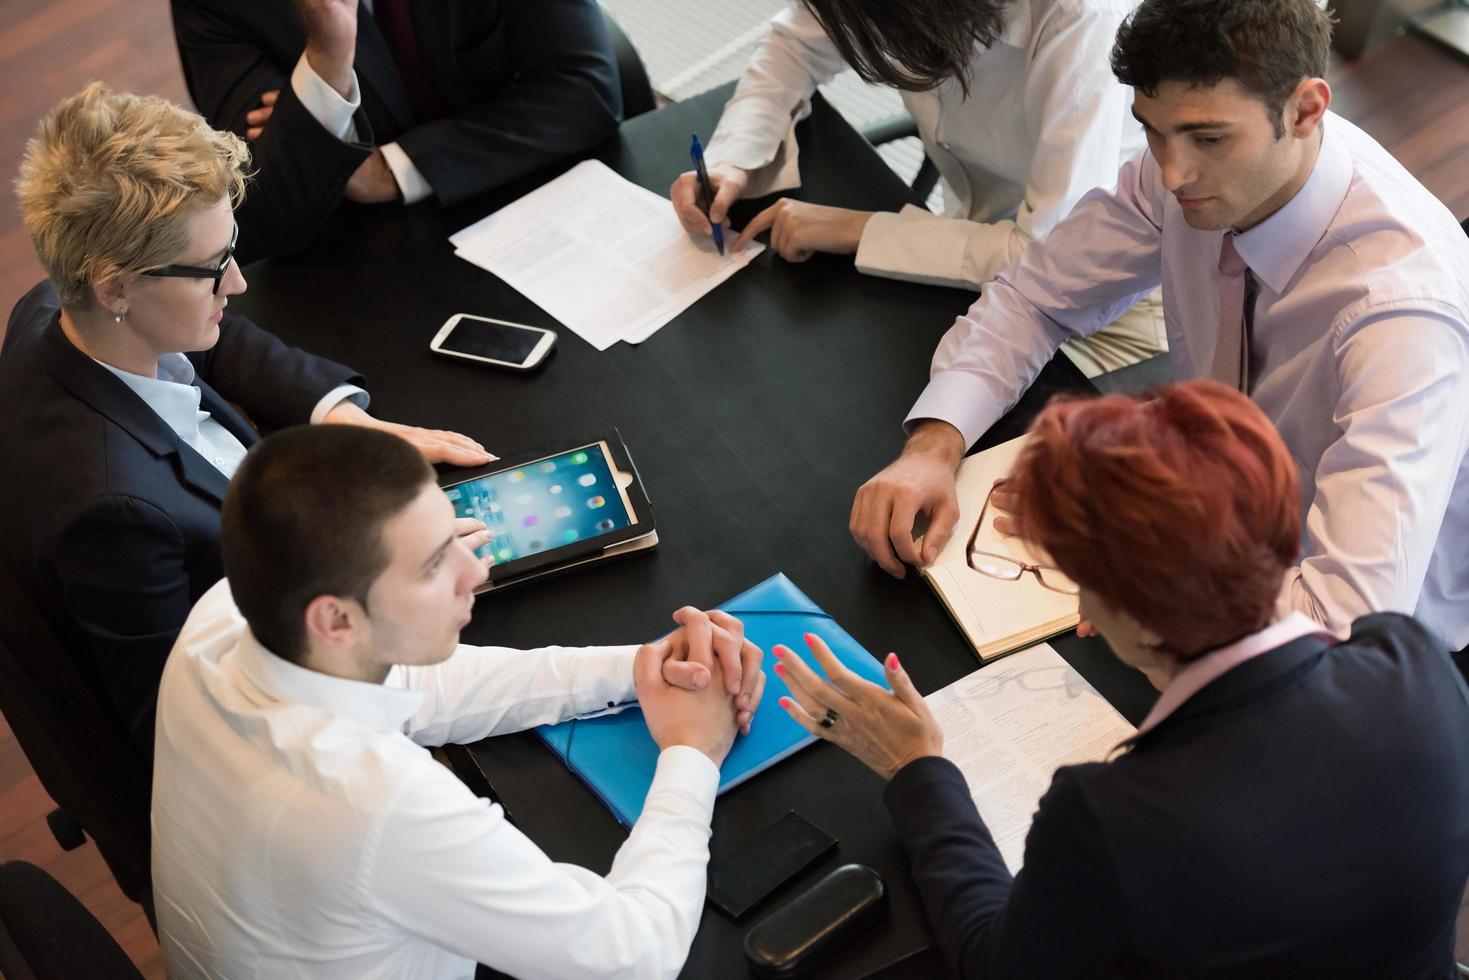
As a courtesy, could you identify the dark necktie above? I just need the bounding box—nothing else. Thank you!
[374,0,443,122]
[1212,232,1260,393]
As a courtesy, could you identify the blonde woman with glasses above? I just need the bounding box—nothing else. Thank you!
[0,83,491,755]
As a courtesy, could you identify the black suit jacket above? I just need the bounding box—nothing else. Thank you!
[885,614,1469,978]
[171,0,622,261]
[0,282,362,754]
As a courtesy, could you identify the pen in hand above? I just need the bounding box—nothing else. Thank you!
[689,133,725,256]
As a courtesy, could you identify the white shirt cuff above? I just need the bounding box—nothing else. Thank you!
[310,384,370,425]
[379,142,434,204]
[650,744,721,806]
[291,53,362,143]
[905,370,1010,451]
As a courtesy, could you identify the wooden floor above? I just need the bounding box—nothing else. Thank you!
[0,2,1466,974]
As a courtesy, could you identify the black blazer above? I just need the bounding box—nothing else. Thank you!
[171,0,622,261]
[0,282,362,754]
[885,613,1469,978]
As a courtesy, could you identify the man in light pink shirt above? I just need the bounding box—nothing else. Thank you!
[851,0,1469,653]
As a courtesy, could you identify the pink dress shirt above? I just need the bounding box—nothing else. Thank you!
[908,114,1469,650]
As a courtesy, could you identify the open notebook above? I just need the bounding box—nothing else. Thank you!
[922,436,1081,661]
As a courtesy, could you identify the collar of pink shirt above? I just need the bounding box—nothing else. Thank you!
[1128,612,1336,741]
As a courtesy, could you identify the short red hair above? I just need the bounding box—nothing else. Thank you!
[1007,381,1300,659]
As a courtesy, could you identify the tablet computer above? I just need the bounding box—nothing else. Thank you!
[440,429,657,593]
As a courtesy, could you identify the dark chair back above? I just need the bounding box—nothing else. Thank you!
[601,9,657,119]
[0,561,152,911]
[0,861,145,980]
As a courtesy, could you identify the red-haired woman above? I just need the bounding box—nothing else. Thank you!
[777,381,1469,976]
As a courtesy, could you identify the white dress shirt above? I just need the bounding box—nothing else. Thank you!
[907,114,1469,649]
[291,0,434,204]
[152,580,719,980]
[705,0,1146,290]
[98,353,366,479]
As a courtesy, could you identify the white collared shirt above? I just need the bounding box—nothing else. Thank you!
[98,353,367,479]
[290,0,434,205]
[908,114,1469,650]
[705,0,1146,289]
[152,580,719,980]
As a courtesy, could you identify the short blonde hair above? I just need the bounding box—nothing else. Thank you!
[15,82,249,310]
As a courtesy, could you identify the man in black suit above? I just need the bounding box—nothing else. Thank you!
[171,0,623,261]
[3,83,493,756]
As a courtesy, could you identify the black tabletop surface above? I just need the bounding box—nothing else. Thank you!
[231,83,1158,979]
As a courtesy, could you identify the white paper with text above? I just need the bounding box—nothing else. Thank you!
[450,160,763,350]
[925,644,1135,873]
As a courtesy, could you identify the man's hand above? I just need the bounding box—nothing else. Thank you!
[850,421,965,578]
[635,635,742,766]
[345,149,400,204]
[292,0,359,98]
[670,163,748,242]
[454,517,495,571]
[732,199,874,262]
[656,608,765,735]
[321,401,493,466]
[246,90,279,140]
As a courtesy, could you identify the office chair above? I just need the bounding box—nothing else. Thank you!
[601,10,657,120]
[860,115,942,206]
[0,861,144,980]
[0,563,154,923]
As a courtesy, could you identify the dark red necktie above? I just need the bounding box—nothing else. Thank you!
[374,0,443,122]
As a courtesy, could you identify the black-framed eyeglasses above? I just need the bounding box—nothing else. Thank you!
[965,482,1079,596]
[142,222,238,294]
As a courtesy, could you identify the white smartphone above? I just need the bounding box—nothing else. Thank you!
[429,314,557,370]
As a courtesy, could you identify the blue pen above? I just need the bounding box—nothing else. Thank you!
[689,133,725,256]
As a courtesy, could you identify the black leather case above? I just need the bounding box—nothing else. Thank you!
[742,864,887,978]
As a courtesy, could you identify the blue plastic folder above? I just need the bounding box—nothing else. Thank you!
[537,573,888,826]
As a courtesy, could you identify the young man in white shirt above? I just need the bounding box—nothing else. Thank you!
[850,0,1469,652]
[152,424,766,979]
[669,0,1164,377]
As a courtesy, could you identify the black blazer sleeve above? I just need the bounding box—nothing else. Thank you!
[884,757,1125,977]
[394,0,621,206]
[191,312,364,429]
[171,0,373,262]
[50,495,193,750]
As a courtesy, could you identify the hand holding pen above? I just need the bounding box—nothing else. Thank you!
[670,138,749,252]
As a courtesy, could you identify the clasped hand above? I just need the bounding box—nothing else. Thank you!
[635,608,767,765]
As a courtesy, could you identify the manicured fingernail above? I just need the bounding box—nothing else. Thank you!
[887,653,900,671]
[772,647,784,660]
[803,632,816,644]
[778,697,791,709]
[773,663,785,676]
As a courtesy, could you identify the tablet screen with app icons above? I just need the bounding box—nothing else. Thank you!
[443,442,634,564]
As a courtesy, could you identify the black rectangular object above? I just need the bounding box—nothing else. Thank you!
[706,810,836,919]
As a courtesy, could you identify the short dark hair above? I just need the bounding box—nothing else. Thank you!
[801,0,1007,96]
[1111,0,1333,137]
[222,425,435,663]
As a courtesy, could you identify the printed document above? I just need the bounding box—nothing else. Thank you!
[926,644,1135,873]
[449,160,764,350]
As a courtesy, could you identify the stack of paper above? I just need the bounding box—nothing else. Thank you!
[449,160,764,350]
[921,436,1081,661]
[926,644,1135,873]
